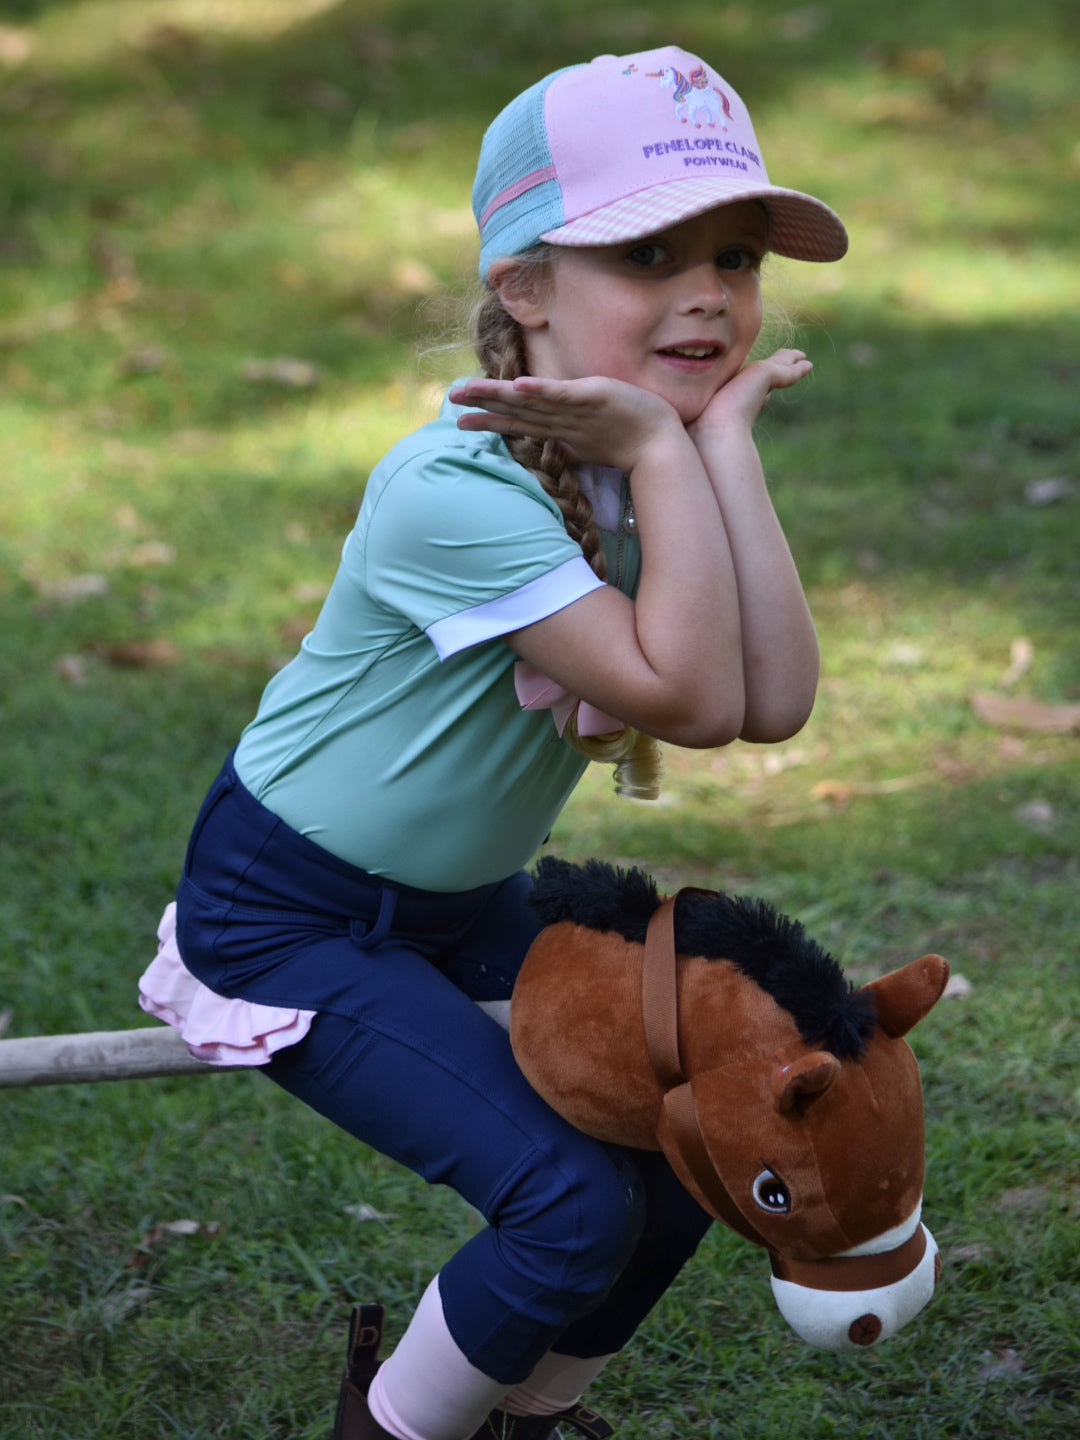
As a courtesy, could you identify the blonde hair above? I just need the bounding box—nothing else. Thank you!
[470,248,662,801]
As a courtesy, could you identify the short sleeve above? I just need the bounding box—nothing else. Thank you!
[427,555,605,658]
[355,441,587,634]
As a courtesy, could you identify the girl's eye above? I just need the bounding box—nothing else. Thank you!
[717,248,757,272]
[752,1169,792,1214]
[627,243,670,268]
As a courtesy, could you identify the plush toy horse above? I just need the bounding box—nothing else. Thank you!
[509,858,949,1353]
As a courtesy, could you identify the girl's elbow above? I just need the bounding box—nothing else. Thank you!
[738,658,819,743]
[662,698,746,749]
[651,678,816,749]
[739,694,816,744]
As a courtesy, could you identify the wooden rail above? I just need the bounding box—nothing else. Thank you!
[0,1027,243,1088]
[0,1001,511,1089]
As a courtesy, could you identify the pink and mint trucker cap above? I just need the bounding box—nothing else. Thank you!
[474,47,848,276]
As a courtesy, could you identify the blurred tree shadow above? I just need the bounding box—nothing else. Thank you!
[1,0,1076,640]
[7,0,1075,169]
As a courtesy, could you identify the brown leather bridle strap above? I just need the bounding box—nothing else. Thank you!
[771,1224,928,1292]
[642,889,721,1085]
[642,896,684,1088]
[662,1082,765,1244]
[643,893,764,1245]
[642,892,926,1286]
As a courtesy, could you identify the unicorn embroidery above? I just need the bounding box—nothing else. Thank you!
[649,64,732,129]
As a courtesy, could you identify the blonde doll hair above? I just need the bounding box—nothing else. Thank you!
[470,247,662,801]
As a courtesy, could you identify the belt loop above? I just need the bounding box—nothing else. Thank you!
[350,885,399,951]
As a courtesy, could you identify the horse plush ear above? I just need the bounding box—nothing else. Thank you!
[864,954,950,1038]
[774,1052,842,1115]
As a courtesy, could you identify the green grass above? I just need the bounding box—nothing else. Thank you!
[1,1,1078,1436]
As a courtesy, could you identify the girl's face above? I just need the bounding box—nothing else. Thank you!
[508,203,768,425]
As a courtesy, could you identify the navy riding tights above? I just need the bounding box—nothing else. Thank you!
[175,757,712,1384]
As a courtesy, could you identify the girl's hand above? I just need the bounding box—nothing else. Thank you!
[450,374,688,475]
[687,348,812,440]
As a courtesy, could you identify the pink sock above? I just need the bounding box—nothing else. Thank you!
[366,1277,509,1440]
[500,1350,614,1417]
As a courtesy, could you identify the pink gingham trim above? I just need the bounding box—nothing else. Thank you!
[541,178,847,263]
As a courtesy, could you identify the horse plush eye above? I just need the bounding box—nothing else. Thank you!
[753,1170,792,1214]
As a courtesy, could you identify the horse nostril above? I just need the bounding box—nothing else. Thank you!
[849,1313,883,1347]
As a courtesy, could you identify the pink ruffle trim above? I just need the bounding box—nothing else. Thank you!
[514,660,623,739]
[138,902,315,1067]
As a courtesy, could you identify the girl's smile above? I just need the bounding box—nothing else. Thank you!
[495,203,768,425]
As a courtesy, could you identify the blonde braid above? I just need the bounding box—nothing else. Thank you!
[470,265,662,800]
[471,280,608,580]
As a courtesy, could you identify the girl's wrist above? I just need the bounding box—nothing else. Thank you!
[624,423,703,483]
[689,425,763,479]
[687,407,759,446]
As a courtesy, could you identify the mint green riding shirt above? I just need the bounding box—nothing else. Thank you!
[234,391,640,892]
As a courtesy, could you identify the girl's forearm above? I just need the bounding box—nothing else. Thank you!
[694,427,819,742]
[625,432,748,744]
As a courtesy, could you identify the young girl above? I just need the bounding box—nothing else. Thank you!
[140,44,847,1440]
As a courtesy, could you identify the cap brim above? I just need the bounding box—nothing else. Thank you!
[540,176,848,263]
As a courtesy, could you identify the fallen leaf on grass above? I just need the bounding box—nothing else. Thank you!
[385,257,439,300]
[92,639,182,668]
[883,641,924,668]
[942,973,973,1000]
[774,6,831,42]
[129,1218,223,1269]
[101,1284,154,1323]
[946,1241,994,1264]
[847,342,879,368]
[126,540,177,568]
[811,774,930,807]
[999,637,1034,689]
[1024,476,1074,506]
[812,780,856,806]
[972,692,1080,733]
[344,1203,393,1222]
[292,581,328,603]
[136,21,203,54]
[995,1186,1050,1215]
[145,1218,222,1240]
[54,654,91,685]
[91,234,137,284]
[888,45,948,77]
[0,26,33,66]
[1014,799,1055,829]
[0,277,138,349]
[116,344,167,377]
[31,573,109,603]
[977,1347,1025,1381]
[242,356,321,388]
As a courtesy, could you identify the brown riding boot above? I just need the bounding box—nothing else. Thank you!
[468,1402,615,1439]
[332,1303,397,1440]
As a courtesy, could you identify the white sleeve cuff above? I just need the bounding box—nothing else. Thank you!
[426,557,605,660]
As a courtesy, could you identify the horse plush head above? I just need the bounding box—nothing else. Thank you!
[510,858,949,1353]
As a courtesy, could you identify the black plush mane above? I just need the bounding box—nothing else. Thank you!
[529,857,876,1060]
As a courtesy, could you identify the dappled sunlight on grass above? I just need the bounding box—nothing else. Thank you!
[779,245,1080,323]
[3,0,1075,819]
[3,0,1075,864]
[2,2,1078,1436]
